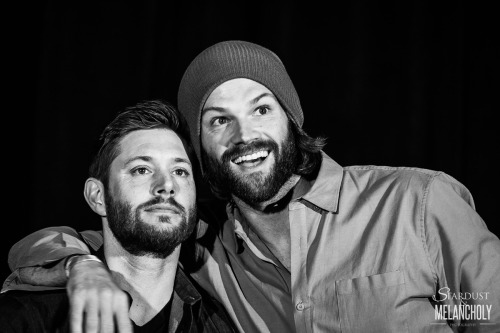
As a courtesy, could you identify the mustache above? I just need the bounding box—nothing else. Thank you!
[221,139,278,164]
[137,196,185,214]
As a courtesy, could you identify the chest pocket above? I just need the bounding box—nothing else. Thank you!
[335,270,409,333]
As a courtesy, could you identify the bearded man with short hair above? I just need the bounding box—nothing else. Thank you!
[0,100,235,333]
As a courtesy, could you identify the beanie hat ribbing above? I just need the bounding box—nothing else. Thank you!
[177,40,304,163]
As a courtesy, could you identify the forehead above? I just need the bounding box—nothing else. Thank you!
[205,78,276,106]
[117,128,189,161]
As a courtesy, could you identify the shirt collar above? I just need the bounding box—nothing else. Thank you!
[223,151,343,215]
[172,266,202,305]
[221,152,343,254]
[294,151,343,213]
[221,152,344,221]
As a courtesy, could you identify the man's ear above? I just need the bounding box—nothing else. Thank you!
[84,178,107,217]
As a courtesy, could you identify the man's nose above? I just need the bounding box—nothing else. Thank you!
[152,173,177,196]
[230,119,258,145]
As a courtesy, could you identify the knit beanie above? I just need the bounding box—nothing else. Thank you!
[177,40,304,165]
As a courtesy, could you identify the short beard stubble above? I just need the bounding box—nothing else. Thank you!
[203,125,297,206]
[105,194,197,259]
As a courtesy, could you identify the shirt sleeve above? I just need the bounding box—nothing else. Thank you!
[423,172,500,331]
[2,227,103,292]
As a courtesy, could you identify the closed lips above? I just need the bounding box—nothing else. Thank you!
[144,205,181,214]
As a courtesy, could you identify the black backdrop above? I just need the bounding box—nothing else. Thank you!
[3,1,498,281]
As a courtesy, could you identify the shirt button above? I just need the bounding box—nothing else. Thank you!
[296,301,305,311]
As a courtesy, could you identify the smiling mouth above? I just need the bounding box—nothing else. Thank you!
[232,150,270,165]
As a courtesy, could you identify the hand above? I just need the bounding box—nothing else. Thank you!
[67,260,132,333]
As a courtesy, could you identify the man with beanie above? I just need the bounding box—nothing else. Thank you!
[4,41,500,332]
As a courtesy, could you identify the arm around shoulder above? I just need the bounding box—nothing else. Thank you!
[3,226,103,291]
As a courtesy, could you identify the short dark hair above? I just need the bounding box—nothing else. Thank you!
[89,100,197,188]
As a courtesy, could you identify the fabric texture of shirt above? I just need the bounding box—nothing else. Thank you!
[2,243,235,332]
[4,153,500,332]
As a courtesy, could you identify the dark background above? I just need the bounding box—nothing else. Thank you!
[3,1,498,281]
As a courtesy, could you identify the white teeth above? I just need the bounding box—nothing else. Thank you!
[233,150,269,164]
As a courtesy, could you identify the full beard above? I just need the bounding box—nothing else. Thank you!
[105,194,197,259]
[203,127,298,206]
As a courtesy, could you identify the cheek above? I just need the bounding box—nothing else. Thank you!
[277,113,290,135]
[262,122,287,143]
[201,125,231,148]
[108,180,127,204]
[270,114,290,142]
[201,133,214,153]
[115,179,151,205]
[177,179,197,208]
[119,189,143,209]
[201,133,225,158]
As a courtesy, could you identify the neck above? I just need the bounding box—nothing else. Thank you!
[234,174,301,212]
[102,223,179,326]
[231,174,300,271]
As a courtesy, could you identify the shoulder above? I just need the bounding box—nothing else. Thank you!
[343,165,475,210]
[342,165,444,197]
[339,165,479,220]
[344,165,440,182]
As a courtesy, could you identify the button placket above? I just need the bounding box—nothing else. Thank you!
[289,202,313,333]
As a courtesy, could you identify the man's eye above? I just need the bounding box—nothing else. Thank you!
[132,167,151,175]
[173,169,190,177]
[255,106,270,115]
[211,117,229,126]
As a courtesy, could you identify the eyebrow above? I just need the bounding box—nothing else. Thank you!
[173,157,192,167]
[202,106,226,115]
[202,92,277,115]
[250,92,275,105]
[124,156,192,167]
[124,156,152,166]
